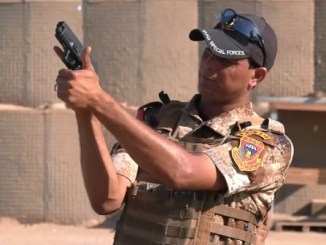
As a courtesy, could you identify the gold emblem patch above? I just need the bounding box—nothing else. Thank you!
[231,130,268,172]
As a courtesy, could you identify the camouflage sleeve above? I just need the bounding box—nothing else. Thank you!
[203,130,293,196]
[111,144,138,183]
[108,99,168,183]
[109,99,167,183]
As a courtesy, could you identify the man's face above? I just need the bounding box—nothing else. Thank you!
[198,48,254,104]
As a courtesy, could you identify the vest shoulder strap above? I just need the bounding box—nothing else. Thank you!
[136,91,173,128]
[235,115,285,134]
[156,100,186,132]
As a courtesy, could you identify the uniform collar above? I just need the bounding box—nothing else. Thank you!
[206,103,256,136]
[185,94,256,136]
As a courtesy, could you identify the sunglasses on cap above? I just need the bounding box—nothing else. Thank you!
[216,8,266,66]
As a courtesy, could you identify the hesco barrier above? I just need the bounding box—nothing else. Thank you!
[0,105,104,224]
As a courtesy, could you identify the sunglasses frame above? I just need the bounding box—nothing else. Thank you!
[216,8,266,67]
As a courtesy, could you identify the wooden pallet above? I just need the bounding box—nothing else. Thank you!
[274,220,326,232]
[273,214,326,232]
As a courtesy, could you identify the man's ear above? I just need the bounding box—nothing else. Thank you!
[249,67,267,88]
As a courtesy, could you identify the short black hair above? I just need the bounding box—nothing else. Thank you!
[249,58,260,69]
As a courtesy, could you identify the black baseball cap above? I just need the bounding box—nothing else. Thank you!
[189,9,277,71]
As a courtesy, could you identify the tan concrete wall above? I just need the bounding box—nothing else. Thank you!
[0,107,44,222]
[259,0,315,97]
[0,105,104,224]
[84,0,198,106]
[0,0,83,107]
[0,1,103,225]
[315,0,326,92]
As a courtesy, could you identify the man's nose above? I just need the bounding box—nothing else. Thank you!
[202,54,218,78]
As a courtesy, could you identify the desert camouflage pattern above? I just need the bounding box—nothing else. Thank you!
[111,148,138,183]
[111,94,293,245]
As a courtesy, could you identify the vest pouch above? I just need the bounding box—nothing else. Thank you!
[114,188,206,245]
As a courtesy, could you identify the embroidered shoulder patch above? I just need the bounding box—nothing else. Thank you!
[231,130,269,172]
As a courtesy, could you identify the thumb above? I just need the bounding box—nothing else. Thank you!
[82,46,95,71]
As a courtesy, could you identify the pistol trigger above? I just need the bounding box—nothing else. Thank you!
[64,49,70,59]
[64,50,76,66]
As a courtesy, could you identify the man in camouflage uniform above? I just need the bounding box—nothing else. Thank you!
[54,8,293,245]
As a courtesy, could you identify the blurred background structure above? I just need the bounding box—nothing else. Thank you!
[0,0,325,230]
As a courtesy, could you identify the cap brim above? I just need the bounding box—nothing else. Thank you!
[189,28,250,59]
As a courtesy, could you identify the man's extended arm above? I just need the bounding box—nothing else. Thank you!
[74,103,130,214]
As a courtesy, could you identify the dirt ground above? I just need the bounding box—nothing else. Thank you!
[0,217,325,245]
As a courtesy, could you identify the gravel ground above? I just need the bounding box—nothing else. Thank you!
[0,218,325,245]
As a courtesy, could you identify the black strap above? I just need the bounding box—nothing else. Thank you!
[159,90,170,104]
[261,118,270,130]
[239,121,252,129]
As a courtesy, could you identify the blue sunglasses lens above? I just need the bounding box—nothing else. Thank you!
[217,8,236,25]
[233,17,261,41]
[216,9,266,66]
[217,9,261,41]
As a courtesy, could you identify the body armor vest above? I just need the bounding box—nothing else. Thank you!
[114,99,278,245]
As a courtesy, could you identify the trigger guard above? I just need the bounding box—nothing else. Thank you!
[64,49,77,66]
